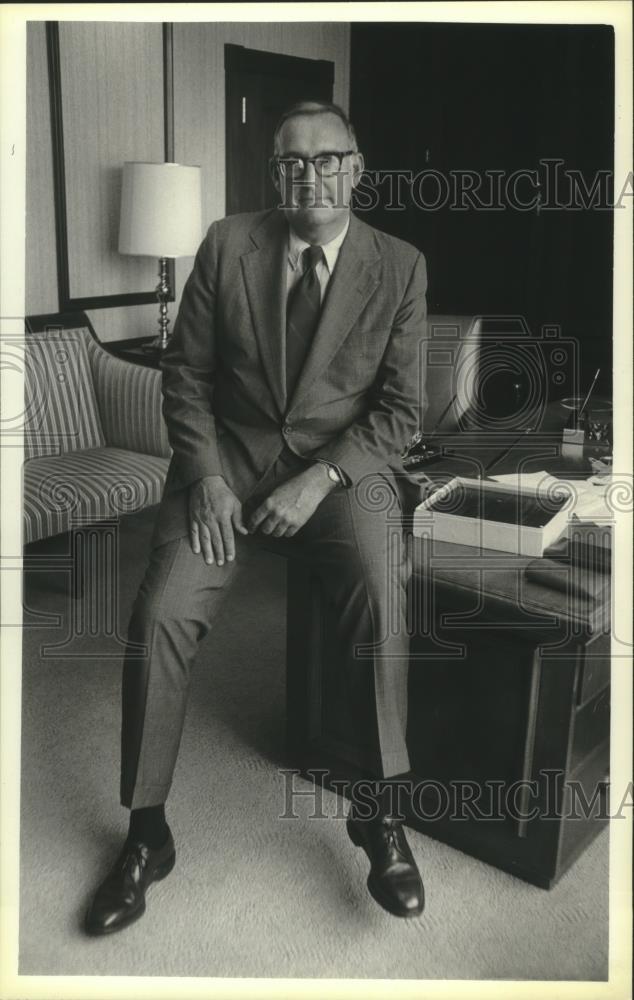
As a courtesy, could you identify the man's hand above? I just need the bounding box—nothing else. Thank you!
[189,475,248,565]
[247,464,338,538]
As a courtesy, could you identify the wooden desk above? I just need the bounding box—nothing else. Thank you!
[286,432,612,888]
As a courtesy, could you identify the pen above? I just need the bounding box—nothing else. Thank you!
[403,393,459,469]
[577,368,601,423]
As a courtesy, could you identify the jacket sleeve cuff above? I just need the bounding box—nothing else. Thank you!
[312,458,350,488]
[174,451,225,489]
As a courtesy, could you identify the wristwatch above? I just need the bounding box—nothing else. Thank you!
[324,463,344,487]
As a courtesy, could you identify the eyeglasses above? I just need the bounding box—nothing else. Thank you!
[272,151,356,178]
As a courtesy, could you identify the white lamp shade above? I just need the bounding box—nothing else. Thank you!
[119,162,202,258]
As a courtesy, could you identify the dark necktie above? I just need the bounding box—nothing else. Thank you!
[286,244,324,398]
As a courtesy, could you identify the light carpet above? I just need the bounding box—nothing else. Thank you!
[19,508,609,980]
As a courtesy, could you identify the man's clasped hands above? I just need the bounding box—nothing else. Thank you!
[188,463,337,565]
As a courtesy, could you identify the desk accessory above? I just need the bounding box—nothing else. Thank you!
[402,442,443,467]
[541,523,612,573]
[525,521,612,598]
[402,394,458,468]
[585,400,613,445]
[561,368,601,452]
[413,476,570,556]
[589,455,612,475]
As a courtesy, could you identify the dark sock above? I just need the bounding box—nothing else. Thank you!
[350,781,397,822]
[127,804,168,849]
[351,774,413,821]
[383,771,414,820]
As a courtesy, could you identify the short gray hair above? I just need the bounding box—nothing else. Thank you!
[273,101,358,154]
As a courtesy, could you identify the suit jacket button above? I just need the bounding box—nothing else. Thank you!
[283,423,292,435]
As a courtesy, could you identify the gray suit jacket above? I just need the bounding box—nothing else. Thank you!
[152,208,428,546]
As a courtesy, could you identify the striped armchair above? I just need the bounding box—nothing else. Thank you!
[23,316,171,545]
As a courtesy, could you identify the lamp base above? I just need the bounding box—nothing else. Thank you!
[154,256,171,351]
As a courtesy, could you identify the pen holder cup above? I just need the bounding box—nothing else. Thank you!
[585,401,613,446]
[560,397,612,450]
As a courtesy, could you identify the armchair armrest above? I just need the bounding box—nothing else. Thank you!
[87,343,171,458]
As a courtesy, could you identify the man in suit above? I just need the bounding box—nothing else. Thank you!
[85,101,428,934]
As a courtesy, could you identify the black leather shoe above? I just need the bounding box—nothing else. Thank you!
[347,814,424,918]
[84,829,176,935]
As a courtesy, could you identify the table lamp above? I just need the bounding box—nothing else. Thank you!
[119,161,202,351]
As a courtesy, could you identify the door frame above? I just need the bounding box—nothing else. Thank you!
[224,43,335,215]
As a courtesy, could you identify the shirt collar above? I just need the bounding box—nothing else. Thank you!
[287,216,350,275]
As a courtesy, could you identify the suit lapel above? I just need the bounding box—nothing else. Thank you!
[240,211,288,413]
[239,210,382,417]
[286,214,381,413]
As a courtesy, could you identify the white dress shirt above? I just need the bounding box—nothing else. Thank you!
[286,216,350,304]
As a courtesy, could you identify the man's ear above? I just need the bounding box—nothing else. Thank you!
[351,152,365,189]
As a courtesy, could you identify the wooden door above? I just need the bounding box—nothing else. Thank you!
[225,44,334,215]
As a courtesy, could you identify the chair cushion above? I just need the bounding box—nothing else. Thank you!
[85,337,171,458]
[23,447,169,545]
[24,329,105,460]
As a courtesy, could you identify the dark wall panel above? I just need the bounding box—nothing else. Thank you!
[350,22,614,395]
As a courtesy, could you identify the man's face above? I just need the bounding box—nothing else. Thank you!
[271,112,364,233]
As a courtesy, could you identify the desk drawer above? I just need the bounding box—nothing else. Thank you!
[560,740,609,873]
[570,687,610,773]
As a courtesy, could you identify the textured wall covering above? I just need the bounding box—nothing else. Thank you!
[173,21,350,230]
[172,21,350,309]
[25,20,350,342]
[26,23,58,315]
[60,22,164,301]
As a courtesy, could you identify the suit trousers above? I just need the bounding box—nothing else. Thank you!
[120,448,414,809]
